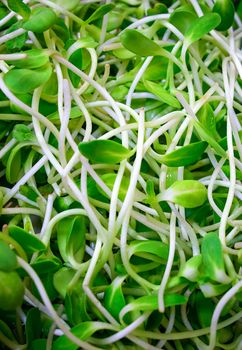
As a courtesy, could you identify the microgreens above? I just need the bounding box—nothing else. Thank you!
[0,0,241,350]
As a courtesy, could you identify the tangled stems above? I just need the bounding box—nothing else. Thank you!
[0,0,241,349]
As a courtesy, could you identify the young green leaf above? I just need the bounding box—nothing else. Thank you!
[22,7,57,33]
[144,80,180,109]
[4,64,52,94]
[158,141,208,167]
[31,256,61,275]
[78,140,133,164]
[201,232,230,283]
[53,322,111,350]
[7,0,30,19]
[8,49,49,69]
[65,286,90,325]
[0,240,17,271]
[0,270,24,310]
[121,294,187,320]
[51,0,80,11]
[25,308,41,345]
[199,282,231,297]
[68,47,82,87]
[197,103,219,140]
[13,124,35,142]
[104,275,126,321]
[85,3,115,24]
[179,255,202,282]
[120,29,165,57]
[157,180,207,208]
[53,267,76,298]
[5,21,28,51]
[213,0,235,31]
[195,292,215,328]
[128,240,169,261]
[170,5,197,34]
[194,120,226,157]
[56,216,86,266]
[8,225,46,254]
[184,13,221,47]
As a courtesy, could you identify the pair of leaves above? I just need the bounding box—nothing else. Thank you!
[79,140,133,164]
[7,1,56,33]
[120,13,220,59]
[157,180,207,208]
[4,64,52,94]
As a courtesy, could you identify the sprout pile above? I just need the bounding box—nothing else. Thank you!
[0,0,241,349]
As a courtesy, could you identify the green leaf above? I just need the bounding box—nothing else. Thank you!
[8,225,46,254]
[31,339,47,350]
[6,143,29,184]
[144,56,169,81]
[13,124,35,142]
[120,29,165,57]
[0,320,16,341]
[213,0,235,31]
[26,308,41,345]
[179,255,202,282]
[193,120,227,157]
[195,292,215,328]
[199,282,231,297]
[122,294,187,318]
[51,0,80,11]
[5,21,28,51]
[104,276,126,320]
[170,5,197,34]
[53,267,76,298]
[184,13,221,47]
[65,287,90,325]
[8,49,49,69]
[7,0,30,19]
[53,322,109,350]
[0,270,24,310]
[31,256,61,275]
[78,140,132,164]
[95,173,144,202]
[22,7,57,33]
[143,80,180,109]
[56,216,86,266]
[197,103,218,139]
[85,4,115,24]
[4,64,52,94]
[158,180,207,208]
[201,232,230,283]
[128,240,169,261]
[158,141,208,167]
[68,47,82,87]
[0,240,17,271]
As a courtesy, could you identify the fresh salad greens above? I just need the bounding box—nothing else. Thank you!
[0,0,241,349]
